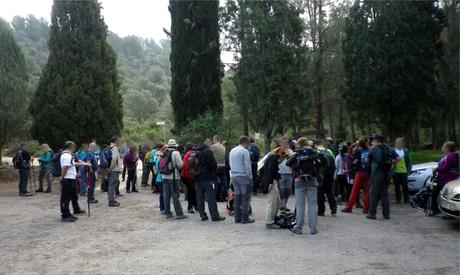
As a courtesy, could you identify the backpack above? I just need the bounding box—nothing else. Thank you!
[188,151,201,177]
[50,151,63,177]
[377,146,394,172]
[249,144,260,163]
[148,150,156,163]
[274,212,296,229]
[12,151,25,169]
[291,148,319,177]
[318,150,335,176]
[158,150,174,175]
[99,146,113,169]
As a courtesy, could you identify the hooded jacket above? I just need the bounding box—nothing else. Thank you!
[195,144,218,182]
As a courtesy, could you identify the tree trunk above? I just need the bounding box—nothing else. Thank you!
[0,144,3,164]
[242,110,249,136]
[264,127,273,154]
[350,117,356,141]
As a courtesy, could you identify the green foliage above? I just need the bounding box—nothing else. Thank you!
[122,120,167,146]
[30,0,123,149]
[343,0,445,141]
[176,112,241,145]
[0,18,30,161]
[411,150,441,164]
[169,0,223,132]
[222,0,308,152]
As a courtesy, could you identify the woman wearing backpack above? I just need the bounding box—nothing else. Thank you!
[155,145,167,214]
[181,143,198,214]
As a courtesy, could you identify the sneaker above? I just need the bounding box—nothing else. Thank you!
[241,219,255,224]
[212,216,225,222]
[366,214,376,220]
[310,229,318,235]
[61,217,76,222]
[341,208,352,213]
[266,223,280,229]
[187,209,195,214]
[74,209,86,215]
[201,216,209,221]
[176,215,188,220]
[35,188,44,192]
[289,228,302,234]
[109,201,120,207]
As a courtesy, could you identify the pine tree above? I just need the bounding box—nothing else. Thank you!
[30,0,122,149]
[0,19,30,162]
[343,0,444,141]
[169,0,223,132]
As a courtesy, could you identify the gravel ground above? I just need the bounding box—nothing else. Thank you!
[0,175,459,275]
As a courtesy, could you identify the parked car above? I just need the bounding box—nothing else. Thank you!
[438,179,460,219]
[407,162,438,193]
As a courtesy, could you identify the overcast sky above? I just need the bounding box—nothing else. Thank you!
[0,0,171,41]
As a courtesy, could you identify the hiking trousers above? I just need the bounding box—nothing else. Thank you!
[196,180,220,219]
[39,166,52,191]
[163,179,184,216]
[265,181,280,225]
[317,174,337,215]
[345,171,370,211]
[232,176,252,222]
[369,170,390,218]
[293,178,318,233]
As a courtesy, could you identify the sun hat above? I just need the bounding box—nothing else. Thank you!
[167,139,178,147]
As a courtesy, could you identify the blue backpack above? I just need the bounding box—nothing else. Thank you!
[99,146,113,169]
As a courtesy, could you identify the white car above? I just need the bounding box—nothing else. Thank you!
[407,162,438,193]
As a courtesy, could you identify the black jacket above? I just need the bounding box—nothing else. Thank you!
[261,153,280,193]
[195,144,218,181]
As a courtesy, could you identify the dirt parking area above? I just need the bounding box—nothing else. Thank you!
[0,177,459,275]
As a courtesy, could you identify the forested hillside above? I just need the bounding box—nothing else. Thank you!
[10,15,172,124]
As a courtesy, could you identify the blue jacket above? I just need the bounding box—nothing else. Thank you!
[39,150,53,167]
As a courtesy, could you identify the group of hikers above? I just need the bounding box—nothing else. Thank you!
[13,134,459,234]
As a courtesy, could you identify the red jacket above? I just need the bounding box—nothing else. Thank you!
[181,150,194,180]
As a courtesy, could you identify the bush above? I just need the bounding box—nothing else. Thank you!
[176,112,242,145]
[5,140,40,157]
[122,120,167,146]
[411,150,441,164]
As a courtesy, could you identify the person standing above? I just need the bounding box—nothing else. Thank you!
[76,144,89,196]
[123,146,139,193]
[392,137,412,204]
[107,136,122,207]
[262,147,285,228]
[85,142,99,204]
[139,143,151,187]
[37,143,53,193]
[15,143,32,196]
[431,141,459,215]
[342,137,371,214]
[181,143,198,213]
[230,136,254,224]
[161,139,187,219]
[248,138,261,195]
[334,145,348,204]
[278,137,293,212]
[287,138,320,235]
[210,135,228,202]
[155,146,167,214]
[60,141,90,222]
[195,138,225,222]
[316,140,337,216]
[366,135,399,220]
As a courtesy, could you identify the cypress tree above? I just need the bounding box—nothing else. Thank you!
[0,19,30,162]
[169,0,223,132]
[30,0,122,149]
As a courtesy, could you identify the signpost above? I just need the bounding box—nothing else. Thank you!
[156,121,166,144]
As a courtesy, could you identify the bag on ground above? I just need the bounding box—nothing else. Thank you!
[274,212,296,229]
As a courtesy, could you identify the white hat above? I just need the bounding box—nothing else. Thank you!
[167,139,178,147]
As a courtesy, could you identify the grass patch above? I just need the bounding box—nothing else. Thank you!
[411,150,440,164]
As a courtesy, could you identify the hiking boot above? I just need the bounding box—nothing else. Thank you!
[212,216,225,222]
[109,201,120,207]
[241,219,255,224]
[61,217,76,223]
[201,216,209,221]
[317,212,325,217]
[89,199,99,204]
[35,188,44,192]
[165,214,173,219]
[176,215,188,220]
[70,215,78,220]
[74,209,86,215]
[132,189,139,193]
[366,214,376,220]
[289,228,302,234]
[310,229,318,235]
[341,208,352,213]
[44,189,51,193]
